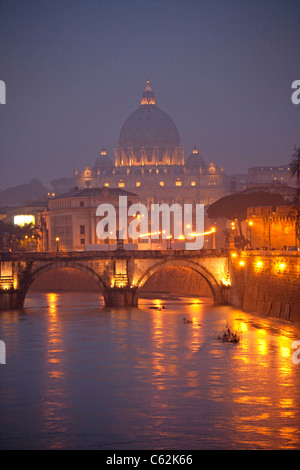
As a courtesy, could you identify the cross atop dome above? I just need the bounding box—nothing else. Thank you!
[145,80,152,92]
[141,80,156,106]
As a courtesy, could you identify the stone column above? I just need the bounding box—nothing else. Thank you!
[105,286,138,307]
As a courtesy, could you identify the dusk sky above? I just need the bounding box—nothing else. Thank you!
[0,0,299,190]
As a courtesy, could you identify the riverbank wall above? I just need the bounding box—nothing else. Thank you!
[230,251,300,322]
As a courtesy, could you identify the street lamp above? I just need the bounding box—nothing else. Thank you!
[211,227,216,249]
[248,220,253,248]
[56,237,60,252]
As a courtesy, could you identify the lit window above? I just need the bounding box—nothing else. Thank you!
[104,182,109,187]
[191,181,196,186]
[118,181,125,188]
[136,182,141,187]
[175,180,182,187]
[159,181,165,187]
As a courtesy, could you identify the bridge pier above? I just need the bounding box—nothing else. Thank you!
[105,286,138,308]
[0,289,23,310]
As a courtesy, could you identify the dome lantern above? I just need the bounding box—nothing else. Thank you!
[141,80,156,106]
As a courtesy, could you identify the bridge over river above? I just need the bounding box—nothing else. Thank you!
[0,249,229,308]
[0,249,299,321]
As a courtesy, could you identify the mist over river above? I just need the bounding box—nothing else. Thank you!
[0,292,300,450]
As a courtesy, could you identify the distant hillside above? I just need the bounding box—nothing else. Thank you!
[50,177,75,196]
[0,179,48,207]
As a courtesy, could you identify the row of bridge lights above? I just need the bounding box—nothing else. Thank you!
[231,252,287,270]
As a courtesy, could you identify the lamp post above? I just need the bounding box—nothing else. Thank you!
[56,237,60,252]
[211,227,216,249]
[248,220,253,248]
[268,217,272,250]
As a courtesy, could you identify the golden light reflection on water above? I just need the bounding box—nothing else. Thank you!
[151,310,168,390]
[1,293,300,449]
[143,298,300,449]
[41,293,68,447]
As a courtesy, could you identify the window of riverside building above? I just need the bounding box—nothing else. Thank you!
[104,182,109,187]
[80,201,84,207]
[80,225,85,235]
[80,239,85,245]
[191,181,196,186]
[136,182,141,187]
[118,181,125,188]
[175,180,182,187]
[159,181,165,187]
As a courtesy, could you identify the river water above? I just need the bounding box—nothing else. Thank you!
[0,291,300,450]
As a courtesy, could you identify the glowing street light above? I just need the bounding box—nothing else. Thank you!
[211,227,216,249]
[248,220,253,247]
[56,237,60,252]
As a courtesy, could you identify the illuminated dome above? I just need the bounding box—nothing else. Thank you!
[185,146,205,168]
[118,81,180,148]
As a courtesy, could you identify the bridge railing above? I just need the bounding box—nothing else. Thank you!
[0,248,230,261]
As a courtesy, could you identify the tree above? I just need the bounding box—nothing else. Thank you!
[0,221,40,252]
[289,146,300,246]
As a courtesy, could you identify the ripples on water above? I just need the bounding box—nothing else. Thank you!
[0,292,300,450]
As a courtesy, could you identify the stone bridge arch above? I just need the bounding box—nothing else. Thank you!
[135,259,224,305]
[19,260,110,307]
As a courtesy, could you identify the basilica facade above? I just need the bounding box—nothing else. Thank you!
[74,81,227,209]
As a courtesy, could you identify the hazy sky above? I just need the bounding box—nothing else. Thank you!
[0,0,299,190]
